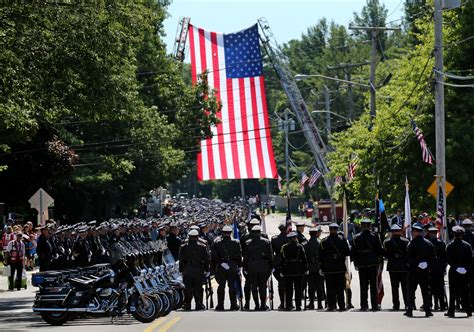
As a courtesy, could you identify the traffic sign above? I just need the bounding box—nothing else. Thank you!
[28,188,54,226]
[427,180,454,198]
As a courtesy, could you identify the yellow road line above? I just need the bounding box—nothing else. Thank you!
[143,317,169,332]
[157,316,182,332]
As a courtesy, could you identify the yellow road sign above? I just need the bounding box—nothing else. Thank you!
[427,180,454,198]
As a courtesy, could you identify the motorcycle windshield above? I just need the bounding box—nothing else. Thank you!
[162,249,175,265]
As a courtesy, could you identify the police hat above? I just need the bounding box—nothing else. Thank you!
[428,226,438,232]
[295,221,306,227]
[462,219,473,226]
[252,225,262,232]
[287,231,297,238]
[360,219,372,224]
[390,224,402,231]
[249,219,260,225]
[452,225,465,234]
[188,229,199,237]
[412,222,424,231]
[329,223,339,229]
[198,222,207,228]
[222,225,232,232]
[190,225,200,230]
[309,226,321,232]
[278,223,287,230]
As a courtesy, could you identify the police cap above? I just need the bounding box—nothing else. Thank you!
[287,231,297,238]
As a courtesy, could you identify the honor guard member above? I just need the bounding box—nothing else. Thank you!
[461,219,474,309]
[199,222,212,244]
[427,225,447,310]
[167,223,181,261]
[240,218,261,310]
[271,222,288,310]
[319,223,350,311]
[383,224,410,310]
[445,226,472,318]
[179,229,210,311]
[281,231,308,311]
[352,218,384,311]
[404,222,436,317]
[305,226,325,310]
[36,226,53,272]
[295,221,308,245]
[242,225,273,311]
[211,225,242,311]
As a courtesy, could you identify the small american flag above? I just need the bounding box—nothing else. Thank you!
[410,119,434,165]
[300,172,309,193]
[347,156,359,182]
[278,174,282,191]
[308,167,322,188]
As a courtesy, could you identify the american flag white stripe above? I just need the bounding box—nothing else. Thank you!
[189,23,277,181]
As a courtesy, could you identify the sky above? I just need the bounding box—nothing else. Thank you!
[162,0,405,55]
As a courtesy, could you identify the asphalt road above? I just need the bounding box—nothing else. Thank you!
[1,213,472,332]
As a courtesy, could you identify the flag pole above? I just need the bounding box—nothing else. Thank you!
[435,174,447,244]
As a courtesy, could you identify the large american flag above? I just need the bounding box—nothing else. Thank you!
[308,167,322,188]
[188,23,277,181]
[410,119,434,165]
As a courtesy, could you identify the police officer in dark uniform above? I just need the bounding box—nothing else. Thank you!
[352,219,384,311]
[281,231,308,311]
[404,222,436,317]
[319,223,350,311]
[36,226,52,271]
[445,225,472,318]
[427,225,447,310]
[271,222,288,310]
[240,219,261,310]
[243,225,273,311]
[383,224,410,310]
[73,226,92,267]
[211,225,242,311]
[461,219,474,309]
[304,226,325,310]
[167,223,182,261]
[179,229,210,311]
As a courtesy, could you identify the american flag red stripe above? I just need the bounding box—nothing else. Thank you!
[410,119,434,165]
[347,156,359,182]
[189,24,277,181]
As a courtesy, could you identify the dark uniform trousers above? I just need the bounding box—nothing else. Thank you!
[407,269,432,313]
[430,269,446,309]
[215,267,239,306]
[325,272,345,310]
[285,275,303,309]
[183,266,204,307]
[307,272,325,305]
[389,271,408,309]
[448,268,472,315]
[358,265,378,309]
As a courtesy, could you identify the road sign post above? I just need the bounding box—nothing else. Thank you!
[28,188,54,226]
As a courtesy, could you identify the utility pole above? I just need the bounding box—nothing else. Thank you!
[327,61,370,120]
[348,26,401,121]
[285,109,291,221]
[240,179,245,201]
[434,0,447,242]
[324,85,331,138]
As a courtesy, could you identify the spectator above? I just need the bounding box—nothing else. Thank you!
[5,232,25,291]
[2,226,15,255]
[270,199,276,214]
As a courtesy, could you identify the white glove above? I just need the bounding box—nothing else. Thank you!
[221,262,230,270]
[418,262,428,270]
[456,267,467,274]
[319,269,325,277]
[305,271,309,275]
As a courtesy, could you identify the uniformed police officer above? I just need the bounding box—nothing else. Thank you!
[179,229,210,311]
[304,226,325,310]
[319,223,350,311]
[445,225,472,318]
[243,225,273,311]
[352,219,384,311]
[404,222,436,317]
[295,221,308,245]
[36,226,53,272]
[271,222,288,310]
[211,225,242,311]
[167,223,182,261]
[461,219,474,309]
[281,231,308,311]
[240,218,261,310]
[427,225,447,311]
[383,224,409,310]
[73,226,92,267]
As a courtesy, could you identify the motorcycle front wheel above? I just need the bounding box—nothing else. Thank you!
[40,312,70,326]
[132,296,158,323]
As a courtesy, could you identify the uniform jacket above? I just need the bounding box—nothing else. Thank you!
[383,235,409,272]
[319,234,350,274]
[281,241,308,276]
[352,230,384,268]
